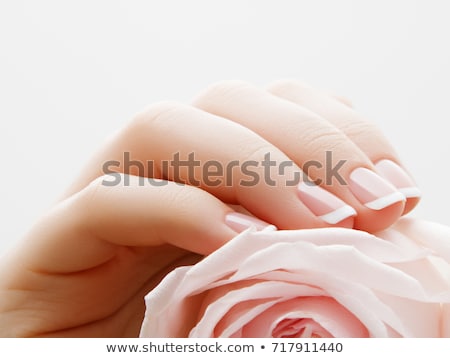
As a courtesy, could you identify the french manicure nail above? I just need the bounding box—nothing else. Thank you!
[225,212,276,233]
[349,167,406,210]
[375,159,421,199]
[297,182,356,224]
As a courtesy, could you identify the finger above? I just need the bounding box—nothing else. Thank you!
[193,81,405,232]
[267,80,420,215]
[63,102,356,230]
[16,174,272,273]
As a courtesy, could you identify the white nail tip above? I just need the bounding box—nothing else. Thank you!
[399,187,422,198]
[364,191,406,210]
[261,225,278,232]
[319,205,357,224]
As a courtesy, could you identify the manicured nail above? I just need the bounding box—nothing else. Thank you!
[375,159,421,199]
[349,167,406,210]
[297,182,356,224]
[225,212,276,233]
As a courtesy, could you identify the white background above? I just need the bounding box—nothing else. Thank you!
[1,0,449,254]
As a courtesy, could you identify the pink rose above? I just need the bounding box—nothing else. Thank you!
[139,218,450,338]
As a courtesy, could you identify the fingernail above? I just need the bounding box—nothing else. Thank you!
[297,182,356,224]
[225,212,276,233]
[375,159,421,199]
[349,167,406,210]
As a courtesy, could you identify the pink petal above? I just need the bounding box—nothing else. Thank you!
[140,266,204,337]
[391,218,450,262]
[273,318,332,338]
[443,304,450,337]
[375,293,441,337]
[253,270,404,337]
[141,220,450,338]
[189,281,324,337]
[231,241,428,299]
[242,297,368,338]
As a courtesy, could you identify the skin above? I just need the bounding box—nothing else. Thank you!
[0,80,419,337]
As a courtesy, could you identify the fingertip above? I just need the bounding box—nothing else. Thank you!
[192,224,237,255]
[401,196,421,216]
[200,212,277,255]
[353,200,405,233]
[374,159,421,216]
[331,216,355,229]
[224,212,276,233]
[296,182,357,226]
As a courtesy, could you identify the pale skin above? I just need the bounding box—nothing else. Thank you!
[0,80,420,337]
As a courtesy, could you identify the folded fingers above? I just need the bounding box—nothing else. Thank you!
[64,102,356,231]
[267,79,420,215]
[193,81,407,232]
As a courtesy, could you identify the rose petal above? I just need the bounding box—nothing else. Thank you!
[190,281,324,337]
[389,259,450,299]
[140,266,203,337]
[230,241,429,299]
[374,293,441,337]
[254,270,403,337]
[391,218,450,262]
[141,220,450,338]
[273,318,332,338]
[443,304,450,337]
[241,297,368,338]
[264,228,427,263]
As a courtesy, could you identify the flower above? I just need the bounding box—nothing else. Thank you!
[139,218,450,338]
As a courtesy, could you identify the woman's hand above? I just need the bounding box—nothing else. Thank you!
[0,80,420,337]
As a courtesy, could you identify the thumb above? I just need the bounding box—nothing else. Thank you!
[15,174,271,273]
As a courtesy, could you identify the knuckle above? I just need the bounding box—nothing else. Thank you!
[302,128,351,158]
[159,183,207,221]
[79,175,113,204]
[333,94,353,107]
[267,79,311,94]
[163,183,195,206]
[128,100,186,131]
[193,80,253,107]
[78,174,129,207]
[340,120,383,142]
[311,129,347,148]
[239,142,278,164]
[68,175,112,225]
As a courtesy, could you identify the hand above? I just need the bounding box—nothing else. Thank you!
[0,80,420,337]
